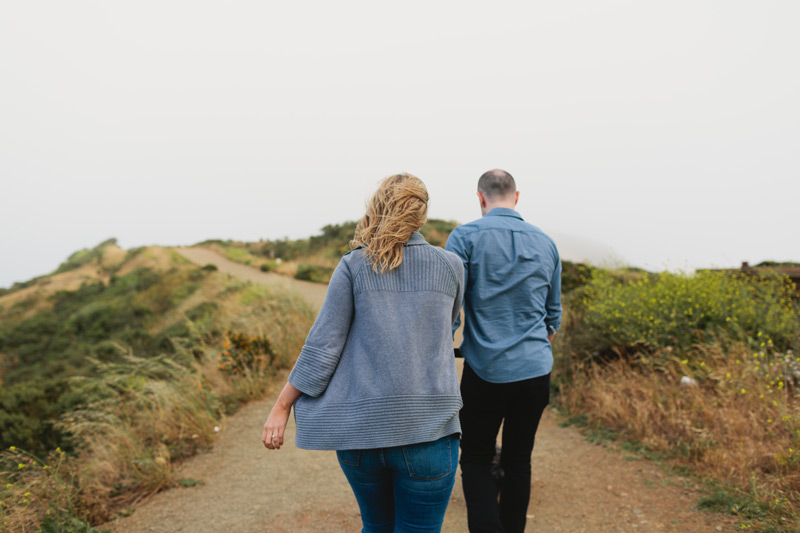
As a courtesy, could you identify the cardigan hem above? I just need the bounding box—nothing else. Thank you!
[293,395,462,450]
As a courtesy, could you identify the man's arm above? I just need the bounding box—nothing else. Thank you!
[545,252,562,340]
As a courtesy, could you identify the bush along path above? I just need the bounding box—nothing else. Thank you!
[108,248,738,532]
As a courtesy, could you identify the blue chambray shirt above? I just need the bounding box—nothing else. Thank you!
[445,207,562,383]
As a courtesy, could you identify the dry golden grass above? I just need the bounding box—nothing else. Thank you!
[115,246,178,277]
[273,260,298,277]
[0,243,315,530]
[557,341,800,527]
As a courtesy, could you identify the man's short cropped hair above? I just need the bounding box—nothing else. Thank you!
[477,169,516,200]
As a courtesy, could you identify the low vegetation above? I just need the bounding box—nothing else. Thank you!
[0,240,314,531]
[3,227,798,532]
[198,219,459,282]
[555,268,800,532]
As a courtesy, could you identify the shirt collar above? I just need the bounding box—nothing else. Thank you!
[485,207,524,220]
[406,231,427,246]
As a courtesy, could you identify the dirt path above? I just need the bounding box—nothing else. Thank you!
[109,248,736,532]
[176,247,327,311]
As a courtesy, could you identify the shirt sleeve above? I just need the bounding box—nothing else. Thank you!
[545,251,562,333]
[288,257,354,397]
[445,228,469,336]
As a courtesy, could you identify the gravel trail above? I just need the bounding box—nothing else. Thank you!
[108,248,736,532]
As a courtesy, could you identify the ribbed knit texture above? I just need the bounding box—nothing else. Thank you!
[352,246,460,298]
[288,232,464,450]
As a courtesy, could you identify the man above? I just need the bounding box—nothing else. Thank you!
[446,169,561,533]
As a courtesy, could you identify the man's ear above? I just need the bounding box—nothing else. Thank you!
[514,191,520,206]
[477,191,487,209]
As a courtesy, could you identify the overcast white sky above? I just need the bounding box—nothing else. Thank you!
[1,1,798,288]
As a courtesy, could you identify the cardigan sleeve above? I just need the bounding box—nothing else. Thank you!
[288,257,355,397]
[448,251,465,326]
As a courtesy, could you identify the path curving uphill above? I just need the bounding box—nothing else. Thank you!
[108,248,735,532]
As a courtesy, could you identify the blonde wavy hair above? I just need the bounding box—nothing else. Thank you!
[351,173,429,273]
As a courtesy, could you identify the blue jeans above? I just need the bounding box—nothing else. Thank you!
[336,434,459,532]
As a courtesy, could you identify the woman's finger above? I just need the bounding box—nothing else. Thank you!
[263,421,283,450]
[261,424,269,448]
[262,422,276,449]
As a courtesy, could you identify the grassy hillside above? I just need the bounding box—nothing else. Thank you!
[0,240,314,530]
[3,229,797,532]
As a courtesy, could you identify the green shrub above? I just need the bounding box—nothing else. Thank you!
[0,378,69,451]
[561,260,593,294]
[572,269,799,360]
[294,264,333,283]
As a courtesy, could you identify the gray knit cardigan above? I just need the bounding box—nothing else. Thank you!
[288,232,464,450]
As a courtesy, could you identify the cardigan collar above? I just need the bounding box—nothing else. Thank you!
[406,231,427,246]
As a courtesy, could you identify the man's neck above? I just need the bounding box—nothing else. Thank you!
[482,203,516,216]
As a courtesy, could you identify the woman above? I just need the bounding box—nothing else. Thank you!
[262,173,464,532]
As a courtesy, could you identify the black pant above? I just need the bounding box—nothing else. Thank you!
[459,362,550,533]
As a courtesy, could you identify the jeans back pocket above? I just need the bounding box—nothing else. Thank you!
[401,436,454,481]
[336,449,360,467]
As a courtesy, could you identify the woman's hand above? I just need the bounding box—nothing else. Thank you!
[261,382,302,450]
[262,402,290,450]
